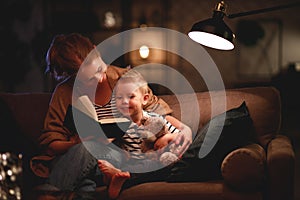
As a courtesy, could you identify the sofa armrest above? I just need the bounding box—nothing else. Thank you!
[266,135,295,200]
[221,143,266,191]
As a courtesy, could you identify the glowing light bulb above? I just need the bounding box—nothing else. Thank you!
[139,45,149,59]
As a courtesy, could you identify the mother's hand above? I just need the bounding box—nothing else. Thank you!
[164,115,193,157]
[173,126,192,157]
[154,124,192,157]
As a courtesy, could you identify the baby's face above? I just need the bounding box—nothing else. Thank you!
[115,82,145,119]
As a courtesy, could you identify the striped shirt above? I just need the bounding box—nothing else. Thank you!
[122,111,180,160]
[94,96,122,120]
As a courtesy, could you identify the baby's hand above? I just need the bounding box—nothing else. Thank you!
[153,133,176,150]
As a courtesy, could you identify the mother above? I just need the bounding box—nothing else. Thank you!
[30,33,192,192]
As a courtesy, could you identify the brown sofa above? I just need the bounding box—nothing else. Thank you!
[0,86,295,200]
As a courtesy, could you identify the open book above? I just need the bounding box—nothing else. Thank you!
[63,95,131,138]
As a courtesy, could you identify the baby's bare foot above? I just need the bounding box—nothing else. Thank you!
[98,160,121,185]
[108,171,130,199]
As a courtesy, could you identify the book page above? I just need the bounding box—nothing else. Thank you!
[73,95,98,121]
[99,117,130,124]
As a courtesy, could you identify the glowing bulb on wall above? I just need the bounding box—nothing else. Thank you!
[104,11,116,28]
[139,45,150,59]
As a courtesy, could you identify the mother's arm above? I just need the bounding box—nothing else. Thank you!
[143,87,192,157]
[154,115,192,157]
[39,81,80,156]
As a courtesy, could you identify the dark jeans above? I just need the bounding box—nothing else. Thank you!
[47,141,124,192]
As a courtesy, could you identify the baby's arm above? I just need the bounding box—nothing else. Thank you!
[153,132,178,150]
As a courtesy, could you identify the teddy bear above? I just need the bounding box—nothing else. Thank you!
[139,116,180,166]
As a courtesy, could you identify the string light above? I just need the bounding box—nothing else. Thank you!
[0,153,22,200]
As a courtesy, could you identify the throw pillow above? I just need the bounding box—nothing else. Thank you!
[167,101,257,182]
[221,143,266,191]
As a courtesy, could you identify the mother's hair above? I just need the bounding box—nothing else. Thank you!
[45,33,95,78]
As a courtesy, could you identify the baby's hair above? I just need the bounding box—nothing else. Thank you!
[116,69,148,94]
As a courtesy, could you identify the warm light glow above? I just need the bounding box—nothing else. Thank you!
[188,31,234,50]
[104,11,116,28]
[139,45,150,59]
[295,62,300,72]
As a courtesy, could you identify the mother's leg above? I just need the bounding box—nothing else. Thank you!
[48,141,124,191]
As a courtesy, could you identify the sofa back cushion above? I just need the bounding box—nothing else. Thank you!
[160,87,281,148]
[0,86,280,150]
[0,93,51,149]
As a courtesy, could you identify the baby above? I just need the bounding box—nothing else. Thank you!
[98,69,191,199]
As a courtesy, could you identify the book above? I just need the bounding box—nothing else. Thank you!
[63,95,131,139]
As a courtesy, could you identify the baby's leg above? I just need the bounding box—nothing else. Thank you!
[98,160,130,199]
[98,160,120,185]
[109,171,130,199]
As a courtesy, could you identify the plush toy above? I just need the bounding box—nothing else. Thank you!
[139,116,179,165]
[159,143,180,166]
[140,116,165,152]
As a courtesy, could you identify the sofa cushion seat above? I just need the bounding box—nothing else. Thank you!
[117,181,262,200]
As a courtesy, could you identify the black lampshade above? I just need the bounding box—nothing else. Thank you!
[188,1,300,51]
[188,11,235,50]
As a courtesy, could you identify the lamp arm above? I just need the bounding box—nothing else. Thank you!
[227,1,300,19]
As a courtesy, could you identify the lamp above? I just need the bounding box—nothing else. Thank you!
[188,1,300,50]
[188,1,234,50]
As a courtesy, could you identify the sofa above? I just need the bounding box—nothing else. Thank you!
[0,86,295,200]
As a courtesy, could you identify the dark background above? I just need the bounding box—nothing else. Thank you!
[0,0,299,199]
